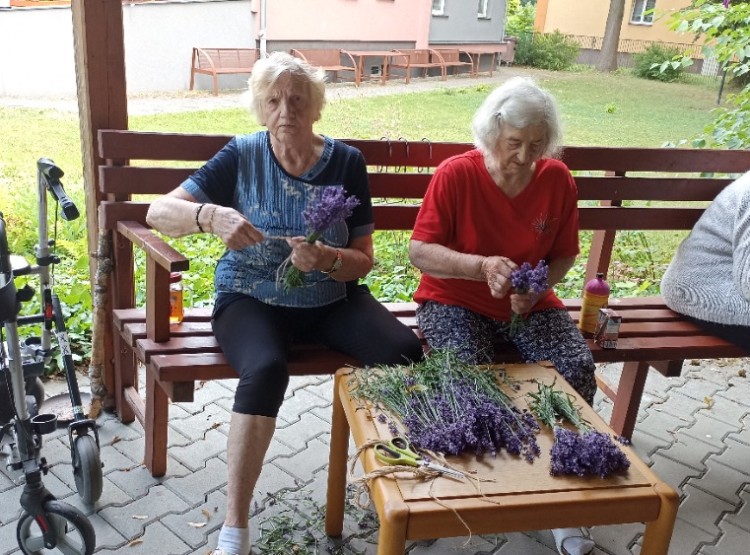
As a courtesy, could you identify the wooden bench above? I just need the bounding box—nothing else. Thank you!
[289,48,358,85]
[97,129,750,477]
[432,49,475,77]
[388,49,451,83]
[189,47,260,96]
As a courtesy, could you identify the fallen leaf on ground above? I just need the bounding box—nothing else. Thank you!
[128,539,144,547]
[188,521,207,528]
[201,509,211,520]
[704,396,714,409]
[131,514,148,520]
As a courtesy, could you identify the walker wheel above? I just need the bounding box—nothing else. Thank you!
[72,433,103,505]
[17,499,95,554]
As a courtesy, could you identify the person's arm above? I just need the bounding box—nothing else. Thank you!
[287,234,373,281]
[734,185,750,301]
[409,240,518,299]
[146,188,264,250]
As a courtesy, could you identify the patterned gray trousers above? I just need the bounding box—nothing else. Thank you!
[416,301,597,404]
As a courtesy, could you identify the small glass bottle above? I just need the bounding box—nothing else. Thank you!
[578,272,610,335]
[169,272,184,324]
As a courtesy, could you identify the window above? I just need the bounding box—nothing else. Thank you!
[478,0,489,18]
[630,0,655,25]
[432,0,445,16]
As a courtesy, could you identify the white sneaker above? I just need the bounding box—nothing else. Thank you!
[211,549,239,555]
[552,527,595,555]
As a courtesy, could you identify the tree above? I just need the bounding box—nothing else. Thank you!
[597,0,627,72]
[668,0,750,148]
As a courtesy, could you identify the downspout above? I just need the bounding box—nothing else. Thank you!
[260,0,267,56]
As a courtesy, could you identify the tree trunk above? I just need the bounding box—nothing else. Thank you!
[597,0,626,72]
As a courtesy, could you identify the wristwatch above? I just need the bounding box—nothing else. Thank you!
[321,249,343,274]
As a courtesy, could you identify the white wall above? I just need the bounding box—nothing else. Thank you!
[0,0,254,97]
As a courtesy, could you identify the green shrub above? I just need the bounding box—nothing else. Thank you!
[514,31,579,71]
[632,43,685,83]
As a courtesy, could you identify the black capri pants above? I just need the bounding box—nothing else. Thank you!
[212,285,424,417]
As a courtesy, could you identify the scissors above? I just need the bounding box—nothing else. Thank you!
[373,436,464,480]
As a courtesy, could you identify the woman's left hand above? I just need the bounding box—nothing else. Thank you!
[287,237,331,272]
[510,291,538,316]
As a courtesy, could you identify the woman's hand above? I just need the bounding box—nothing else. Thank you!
[287,237,332,272]
[481,256,518,299]
[211,206,264,250]
[510,291,539,316]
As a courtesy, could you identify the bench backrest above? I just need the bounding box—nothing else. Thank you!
[394,49,432,64]
[434,49,462,63]
[97,130,750,283]
[290,48,343,67]
[193,48,259,70]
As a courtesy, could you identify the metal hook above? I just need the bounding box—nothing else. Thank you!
[417,138,432,173]
[395,137,409,173]
[378,136,392,173]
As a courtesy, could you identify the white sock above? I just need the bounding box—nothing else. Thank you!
[217,524,250,555]
[551,527,595,555]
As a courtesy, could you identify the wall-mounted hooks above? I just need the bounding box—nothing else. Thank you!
[418,138,433,173]
[377,136,392,173]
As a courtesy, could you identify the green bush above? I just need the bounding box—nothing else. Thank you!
[632,43,685,83]
[514,31,579,71]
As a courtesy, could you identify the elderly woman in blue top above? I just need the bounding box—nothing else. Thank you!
[146,51,423,555]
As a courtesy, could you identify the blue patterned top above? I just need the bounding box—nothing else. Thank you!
[181,131,374,308]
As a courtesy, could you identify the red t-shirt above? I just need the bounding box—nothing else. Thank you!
[411,149,580,321]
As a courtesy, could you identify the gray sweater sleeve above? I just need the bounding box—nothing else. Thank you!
[733,180,750,301]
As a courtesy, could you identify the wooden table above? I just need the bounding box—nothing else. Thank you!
[324,361,677,555]
[343,50,405,85]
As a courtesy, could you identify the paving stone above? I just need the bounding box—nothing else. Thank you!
[653,432,722,472]
[167,403,231,442]
[409,533,501,553]
[633,408,689,445]
[37,435,72,467]
[63,476,132,516]
[166,456,228,506]
[722,487,750,533]
[170,428,228,471]
[161,490,227,548]
[630,515,716,555]
[95,414,143,445]
[0,516,21,555]
[588,522,643,555]
[648,452,702,494]
[689,459,748,505]
[0,483,24,524]
[77,512,127,551]
[110,435,151,466]
[710,436,750,476]
[98,442,141,475]
[681,412,741,450]
[678,483,735,534]
[628,427,672,467]
[106,463,163,498]
[273,410,329,449]
[697,395,748,428]
[653,390,702,422]
[253,461,299,507]
[700,520,750,554]
[99,484,190,538]
[495,531,556,553]
[276,387,332,425]
[94,520,191,554]
[272,435,330,482]
[715,378,750,408]
[671,376,723,403]
[0,470,14,492]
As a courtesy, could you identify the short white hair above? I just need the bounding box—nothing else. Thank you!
[471,77,563,158]
[246,51,327,125]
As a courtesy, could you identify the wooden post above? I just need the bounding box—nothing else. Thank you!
[72,0,128,404]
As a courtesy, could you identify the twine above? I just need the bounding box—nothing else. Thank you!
[346,439,499,541]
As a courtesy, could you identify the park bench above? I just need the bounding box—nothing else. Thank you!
[388,48,451,83]
[97,129,750,477]
[289,48,358,84]
[189,47,260,96]
[432,49,475,77]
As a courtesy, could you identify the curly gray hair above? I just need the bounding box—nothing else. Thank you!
[471,76,563,158]
[246,51,327,125]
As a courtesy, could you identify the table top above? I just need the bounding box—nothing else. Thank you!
[336,361,674,533]
[343,50,402,57]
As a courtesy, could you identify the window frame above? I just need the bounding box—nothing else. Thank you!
[630,0,656,25]
[477,0,489,19]
[432,0,445,16]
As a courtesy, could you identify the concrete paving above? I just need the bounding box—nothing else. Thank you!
[1,71,749,554]
[1,357,748,555]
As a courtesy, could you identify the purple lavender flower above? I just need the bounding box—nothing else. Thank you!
[550,427,630,478]
[723,0,730,8]
[282,185,360,290]
[508,260,549,337]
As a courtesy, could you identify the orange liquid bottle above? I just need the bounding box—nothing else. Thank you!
[169,272,184,324]
[578,272,610,334]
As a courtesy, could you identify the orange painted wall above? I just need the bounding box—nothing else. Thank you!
[264,0,431,47]
[535,0,694,44]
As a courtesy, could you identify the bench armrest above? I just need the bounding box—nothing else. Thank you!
[116,220,190,342]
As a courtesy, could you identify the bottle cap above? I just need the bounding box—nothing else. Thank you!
[585,273,610,295]
[170,272,182,282]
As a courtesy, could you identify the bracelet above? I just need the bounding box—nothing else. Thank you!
[321,249,343,274]
[195,203,206,233]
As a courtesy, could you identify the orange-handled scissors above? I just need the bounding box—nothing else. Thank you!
[373,436,464,480]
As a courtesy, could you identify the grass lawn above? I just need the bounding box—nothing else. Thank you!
[0,66,730,345]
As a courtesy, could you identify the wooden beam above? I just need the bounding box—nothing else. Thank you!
[72,0,128,403]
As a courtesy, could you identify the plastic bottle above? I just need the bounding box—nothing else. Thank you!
[578,272,610,334]
[169,272,184,324]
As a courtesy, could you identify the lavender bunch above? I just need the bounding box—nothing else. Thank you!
[508,260,548,338]
[349,349,541,462]
[279,186,360,290]
[528,380,630,478]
